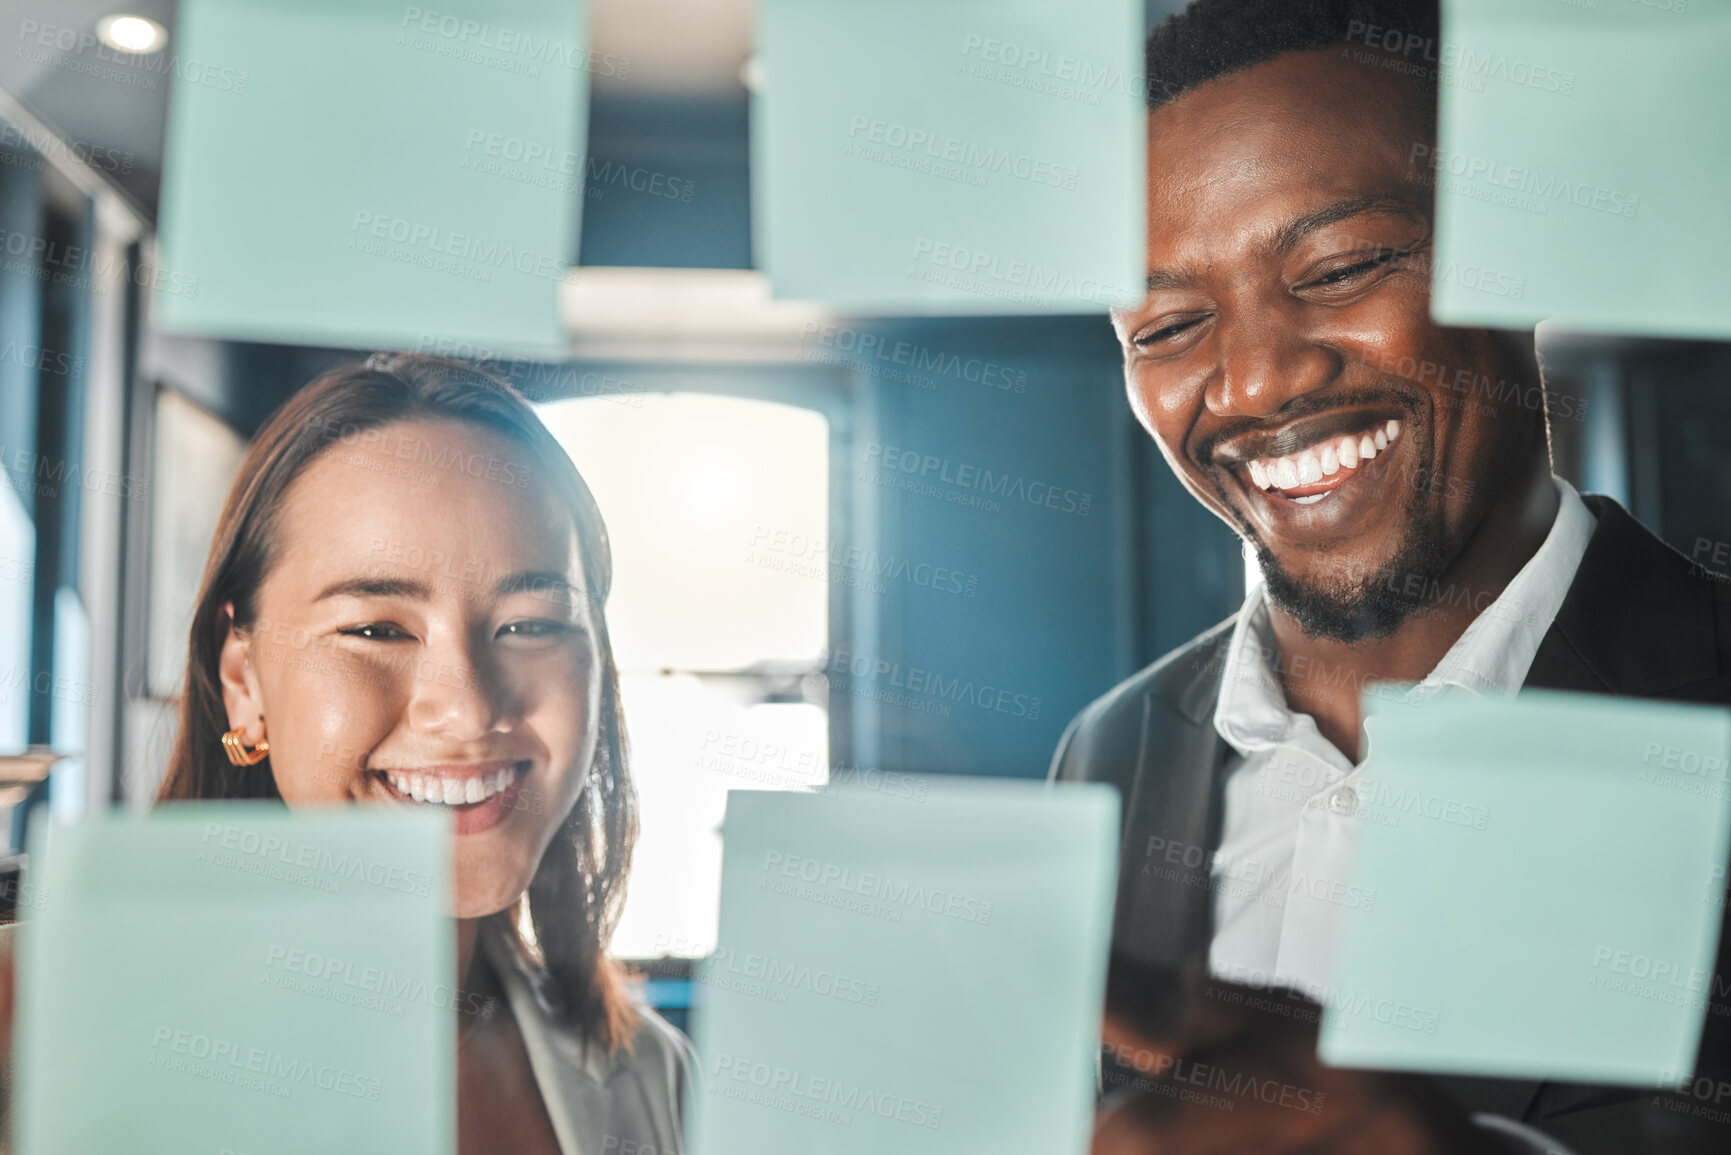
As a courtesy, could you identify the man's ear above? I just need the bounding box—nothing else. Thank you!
[216,600,267,741]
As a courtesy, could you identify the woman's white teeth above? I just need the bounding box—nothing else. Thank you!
[1245,420,1402,493]
[384,766,514,806]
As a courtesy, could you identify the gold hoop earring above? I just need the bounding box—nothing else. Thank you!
[221,727,270,767]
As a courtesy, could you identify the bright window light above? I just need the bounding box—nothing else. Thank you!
[96,15,167,55]
[540,392,828,671]
[539,392,831,958]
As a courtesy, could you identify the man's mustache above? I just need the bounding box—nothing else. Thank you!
[1195,387,1421,468]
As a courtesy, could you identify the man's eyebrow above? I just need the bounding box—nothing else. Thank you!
[1264,193,1427,258]
[1145,267,1199,293]
[1141,195,1425,294]
[313,576,431,602]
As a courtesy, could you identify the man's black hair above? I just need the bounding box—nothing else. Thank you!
[1146,0,1442,110]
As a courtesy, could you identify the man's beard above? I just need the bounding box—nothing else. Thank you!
[1250,493,1453,643]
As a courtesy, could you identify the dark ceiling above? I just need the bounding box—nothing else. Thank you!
[1,0,175,215]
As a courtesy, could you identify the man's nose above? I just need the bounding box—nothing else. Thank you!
[1207,303,1339,418]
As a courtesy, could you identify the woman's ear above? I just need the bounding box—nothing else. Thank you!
[216,600,267,740]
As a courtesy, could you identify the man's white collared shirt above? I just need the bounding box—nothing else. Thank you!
[1206,477,1596,1001]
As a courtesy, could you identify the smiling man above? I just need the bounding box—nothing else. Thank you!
[1051,0,1731,1151]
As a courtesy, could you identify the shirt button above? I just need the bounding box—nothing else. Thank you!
[1327,787,1358,816]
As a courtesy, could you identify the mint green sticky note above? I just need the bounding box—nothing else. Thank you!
[16,805,453,1154]
[157,0,585,352]
[754,0,1145,314]
[1319,692,1731,1084]
[1431,1,1731,338]
[687,780,1118,1155]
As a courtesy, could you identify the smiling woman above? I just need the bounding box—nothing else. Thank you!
[150,353,689,1155]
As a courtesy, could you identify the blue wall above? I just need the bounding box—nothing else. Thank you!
[812,314,1241,780]
[577,93,751,270]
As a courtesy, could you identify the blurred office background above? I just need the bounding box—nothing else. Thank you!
[0,0,1727,1002]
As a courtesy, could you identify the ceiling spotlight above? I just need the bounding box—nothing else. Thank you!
[96,14,167,55]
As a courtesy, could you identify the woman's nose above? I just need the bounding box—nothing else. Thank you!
[403,636,516,741]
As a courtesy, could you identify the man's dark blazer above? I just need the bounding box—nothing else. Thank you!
[1050,495,1731,1153]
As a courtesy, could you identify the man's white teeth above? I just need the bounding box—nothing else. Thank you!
[384,766,515,806]
[1245,419,1402,492]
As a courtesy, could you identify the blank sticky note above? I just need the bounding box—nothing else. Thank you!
[157,0,586,352]
[1319,691,1731,1084]
[754,0,1145,314]
[1430,1,1731,338]
[16,805,452,1153]
[687,780,1118,1155]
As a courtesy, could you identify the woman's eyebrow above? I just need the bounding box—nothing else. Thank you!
[310,571,579,603]
[313,576,429,602]
[493,571,577,599]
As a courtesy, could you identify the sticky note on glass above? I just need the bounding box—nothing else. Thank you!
[1319,691,1731,1084]
[15,805,453,1154]
[156,0,587,352]
[687,780,1118,1155]
[754,0,1144,314]
[1430,1,1731,338]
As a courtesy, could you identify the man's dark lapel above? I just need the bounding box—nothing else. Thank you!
[1526,495,1731,701]
[1052,622,1236,973]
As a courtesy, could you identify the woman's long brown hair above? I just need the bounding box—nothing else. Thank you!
[156,353,639,1051]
